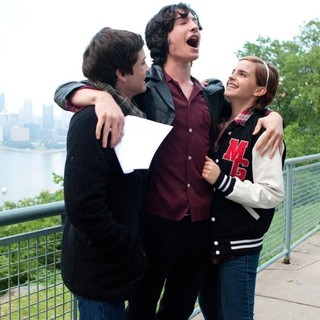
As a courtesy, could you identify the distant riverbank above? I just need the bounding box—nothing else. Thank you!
[0,145,66,154]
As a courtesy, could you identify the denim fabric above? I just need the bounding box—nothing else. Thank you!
[199,253,260,320]
[76,295,125,320]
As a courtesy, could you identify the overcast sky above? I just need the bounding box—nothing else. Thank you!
[0,0,318,116]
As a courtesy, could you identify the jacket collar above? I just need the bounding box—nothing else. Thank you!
[145,65,165,83]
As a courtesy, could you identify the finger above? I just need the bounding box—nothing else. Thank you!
[101,123,112,149]
[261,135,278,158]
[260,140,272,157]
[269,136,283,159]
[255,131,271,152]
[268,144,277,159]
[96,119,111,149]
[279,140,284,156]
[257,139,269,157]
[110,125,120,148]
[95,120,104,140]
[252,122,262,136]
[110,117,125,148]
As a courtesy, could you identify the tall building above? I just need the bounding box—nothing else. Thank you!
[0,110,19,141]
[19,100,34,126]
[0,93,4,113]
[42,103,54,129]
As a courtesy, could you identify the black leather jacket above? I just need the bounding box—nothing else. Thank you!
[54,65,229,146]
[135,65,228,145]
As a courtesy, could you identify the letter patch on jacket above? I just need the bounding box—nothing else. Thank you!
[223,138,249,180]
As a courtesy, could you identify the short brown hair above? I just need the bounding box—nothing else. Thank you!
[82,27,144,87]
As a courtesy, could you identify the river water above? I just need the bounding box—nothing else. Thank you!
[0,148,66,206]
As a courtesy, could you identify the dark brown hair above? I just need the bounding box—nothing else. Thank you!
[82,27,144,87]
[145,3,202,66]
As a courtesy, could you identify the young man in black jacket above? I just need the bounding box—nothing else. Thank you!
[61,27,149,320]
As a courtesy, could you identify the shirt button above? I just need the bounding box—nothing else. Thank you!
[187,183,191,188]
[228,131,232,135]
[189,128,193,133]
[214,241,218,245]
[215,159,219,163]
[188,155,192,160]
[211,217,215,222]
[215,250,220,255]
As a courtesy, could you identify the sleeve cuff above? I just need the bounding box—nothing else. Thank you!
[214,172,235,195]
[65,85,97,113]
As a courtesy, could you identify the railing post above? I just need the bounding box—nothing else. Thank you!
[283,162,294,264]
[73,295,78,319]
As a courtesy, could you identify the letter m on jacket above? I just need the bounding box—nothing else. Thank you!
[223,138,249,180]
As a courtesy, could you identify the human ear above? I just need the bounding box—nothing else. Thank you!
[116,69,126,82]
[254,86,267,97]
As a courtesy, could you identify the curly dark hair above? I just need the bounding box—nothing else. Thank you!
[145,3,202,66]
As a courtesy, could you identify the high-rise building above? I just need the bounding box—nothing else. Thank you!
[0,93,4,113]
[42,103,54,129]
[19,100,34,126]
[0,126,3,142]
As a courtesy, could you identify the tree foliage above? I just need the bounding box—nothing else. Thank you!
[0,173,64,291]
[236,19,320,158]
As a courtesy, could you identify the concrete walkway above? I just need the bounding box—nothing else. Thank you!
[193,232,320,320]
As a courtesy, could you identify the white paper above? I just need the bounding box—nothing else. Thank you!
[114,115,173,174]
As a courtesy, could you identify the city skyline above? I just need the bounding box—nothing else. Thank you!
[0,91,66,119]
[0,92,71,148]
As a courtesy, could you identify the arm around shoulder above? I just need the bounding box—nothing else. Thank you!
[53,81,88,110]
[253,110,284,158]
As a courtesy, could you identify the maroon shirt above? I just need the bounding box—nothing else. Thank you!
[145,73,212,222]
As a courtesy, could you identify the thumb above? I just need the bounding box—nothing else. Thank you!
[252,121,262,135]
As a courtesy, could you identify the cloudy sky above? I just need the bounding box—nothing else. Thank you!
[0,0,317,116]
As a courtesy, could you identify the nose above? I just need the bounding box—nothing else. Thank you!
[190,21,199,32]
[145,64,150,74]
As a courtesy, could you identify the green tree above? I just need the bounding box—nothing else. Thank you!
[0,173,64,290]
[236,19,320,158]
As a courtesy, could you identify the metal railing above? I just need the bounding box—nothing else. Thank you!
[0,154,320,319]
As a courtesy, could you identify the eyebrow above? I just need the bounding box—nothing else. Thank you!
[236,68,249,75]
[175,14,198,23]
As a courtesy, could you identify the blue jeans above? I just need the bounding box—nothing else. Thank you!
[76,295,125,320]
[199,253,260,320]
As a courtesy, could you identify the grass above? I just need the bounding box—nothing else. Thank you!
[0,283,73,320]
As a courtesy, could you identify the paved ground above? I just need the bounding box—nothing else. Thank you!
[193,231,320,320]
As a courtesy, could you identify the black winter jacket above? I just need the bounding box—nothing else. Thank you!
[62,107,148,303]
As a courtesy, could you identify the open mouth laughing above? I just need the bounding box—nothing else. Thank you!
[186,35,199,48]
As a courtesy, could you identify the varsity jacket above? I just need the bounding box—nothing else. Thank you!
[210,109,285,259]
